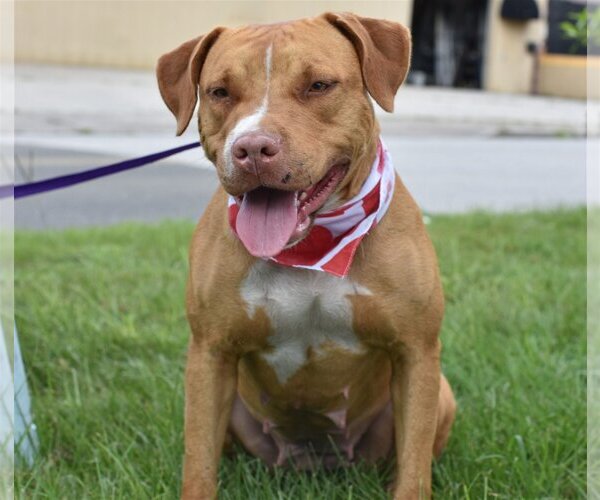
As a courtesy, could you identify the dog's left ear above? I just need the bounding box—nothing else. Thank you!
[156,27,225,136]
[323,12,411,112]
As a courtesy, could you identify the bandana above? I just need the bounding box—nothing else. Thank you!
[228,139,395,277]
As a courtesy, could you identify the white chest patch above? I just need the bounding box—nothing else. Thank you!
[240,261,371,384]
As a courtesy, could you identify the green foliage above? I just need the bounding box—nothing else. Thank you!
[560,7,600,52]
[13,210,586,498]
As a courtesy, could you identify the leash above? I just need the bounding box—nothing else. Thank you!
[0,141,201,200]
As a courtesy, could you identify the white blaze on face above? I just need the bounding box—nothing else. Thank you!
[223,44,273,174]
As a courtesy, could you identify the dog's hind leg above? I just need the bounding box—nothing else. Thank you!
[228,394,279,466]
[353,402,395,463]
[353,373,455,466]
[433,374,456,459]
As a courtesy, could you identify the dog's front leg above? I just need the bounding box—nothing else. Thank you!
[182,337,237,500]
[390,341,441,500]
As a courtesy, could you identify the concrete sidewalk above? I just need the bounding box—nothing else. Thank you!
[12,64,595,141]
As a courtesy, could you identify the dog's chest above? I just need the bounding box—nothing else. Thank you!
[240,262,369,384]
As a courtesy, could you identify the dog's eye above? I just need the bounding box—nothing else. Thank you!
[209,87,229,99]
[308,81,333,94]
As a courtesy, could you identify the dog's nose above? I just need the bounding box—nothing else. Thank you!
[232,133,282,174]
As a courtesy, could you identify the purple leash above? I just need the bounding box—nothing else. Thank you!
[0,141,201,200]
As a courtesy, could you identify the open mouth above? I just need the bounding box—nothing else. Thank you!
[234,163,348,257]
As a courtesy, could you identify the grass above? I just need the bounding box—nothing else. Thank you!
[14,208,586,499]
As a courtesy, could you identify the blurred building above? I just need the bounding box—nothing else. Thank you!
[14,0,599,99]
[408,0,598,98]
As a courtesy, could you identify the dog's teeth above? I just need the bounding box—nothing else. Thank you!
[299,192,307,201]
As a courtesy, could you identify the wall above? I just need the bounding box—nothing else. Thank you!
[15,1,412,69]
[538,54,600,100]
[483,0,549,94]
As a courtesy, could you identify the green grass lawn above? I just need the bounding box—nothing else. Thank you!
[14,209,586,499]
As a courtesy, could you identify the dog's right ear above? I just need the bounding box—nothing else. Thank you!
[156,28,224,136]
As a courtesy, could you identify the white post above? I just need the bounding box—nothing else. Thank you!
[0,323,38,500]
[0,322,14,498]
[13,326,37,466]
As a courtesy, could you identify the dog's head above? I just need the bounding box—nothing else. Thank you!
[157,13,410,257]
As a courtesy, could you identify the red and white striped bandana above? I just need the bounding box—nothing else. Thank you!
[228,139,395,277]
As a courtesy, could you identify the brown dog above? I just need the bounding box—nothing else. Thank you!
[157,12,456,499]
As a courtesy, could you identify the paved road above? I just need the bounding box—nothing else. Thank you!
[14,136,586,230]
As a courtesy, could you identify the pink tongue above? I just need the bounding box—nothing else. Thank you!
[236,187,298,257]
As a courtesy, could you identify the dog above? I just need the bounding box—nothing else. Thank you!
[157,12,456,499]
